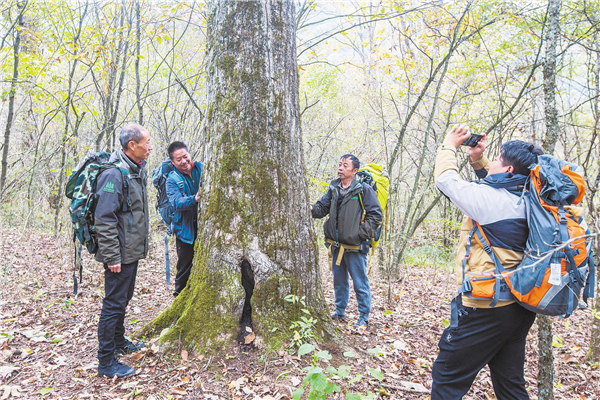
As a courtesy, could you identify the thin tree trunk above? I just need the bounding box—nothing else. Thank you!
[135,0,143,125]
[587,38,600,363]
[53,0,89,236]
[538,1,561,398]
[541,0,561,155]
[537,314,555,400]
[96,2,126,150]
[145,0,336,349]
[0,2,25,199]
[28,108,60,223]
[107,6,132,147]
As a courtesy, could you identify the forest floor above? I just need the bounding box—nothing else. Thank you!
[0,227,598,400]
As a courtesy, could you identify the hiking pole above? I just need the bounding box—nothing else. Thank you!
[73,240,82,295]
[165,233,171,286]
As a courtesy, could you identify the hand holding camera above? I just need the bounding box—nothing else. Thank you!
[445,125,487,162]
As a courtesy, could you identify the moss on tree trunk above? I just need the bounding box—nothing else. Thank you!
[143,0,337,352]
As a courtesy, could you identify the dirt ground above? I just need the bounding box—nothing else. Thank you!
[0,227,598,399]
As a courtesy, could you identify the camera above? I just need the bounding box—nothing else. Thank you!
[461,133,483,147]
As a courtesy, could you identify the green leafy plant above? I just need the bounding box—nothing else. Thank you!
[293,346,376,400]
[285,294,317,350]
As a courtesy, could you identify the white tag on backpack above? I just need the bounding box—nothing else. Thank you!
[548,263,562,286]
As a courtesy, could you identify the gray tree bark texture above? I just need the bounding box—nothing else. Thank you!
[541,0,561,155]
[0,3,24,199]
[587,39,600,363]
[146,0,337,350]
[539,0,561,398]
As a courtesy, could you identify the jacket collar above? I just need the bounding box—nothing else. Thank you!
[479,172,527,190]
[116,149,146,174]
[111,149,147,177]
[329,175,363,195]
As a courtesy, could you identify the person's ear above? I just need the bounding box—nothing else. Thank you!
[507,165,514,173]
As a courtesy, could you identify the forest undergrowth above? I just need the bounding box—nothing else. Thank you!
[0,227,597,399]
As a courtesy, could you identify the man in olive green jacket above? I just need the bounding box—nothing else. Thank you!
[312,154,382,327]
[95,123,152,378]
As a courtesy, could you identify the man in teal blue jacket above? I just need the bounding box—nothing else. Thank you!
[166,141,202,297]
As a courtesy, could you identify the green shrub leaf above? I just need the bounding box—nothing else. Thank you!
[297,343,315,356]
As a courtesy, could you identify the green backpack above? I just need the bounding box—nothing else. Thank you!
[65,152,129,293]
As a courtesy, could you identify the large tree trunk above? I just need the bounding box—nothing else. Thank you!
[146,0,336,349]
[538,1,561,398]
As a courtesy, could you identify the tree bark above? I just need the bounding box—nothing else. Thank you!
[146,0,336,350]
[0,1,25,199]
[538,1,561,398]
[135,0,143,125]
[587,38,600,363]
[95,1,127,150]
[53,0,89,236]
[541,0,561,155]
[537,314,555,400]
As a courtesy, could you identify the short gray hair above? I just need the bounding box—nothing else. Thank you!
[119,123,147,149]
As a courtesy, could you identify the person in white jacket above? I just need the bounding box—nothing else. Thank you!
[432,124,543,400]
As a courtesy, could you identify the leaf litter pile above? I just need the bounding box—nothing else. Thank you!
[0,227,598,399]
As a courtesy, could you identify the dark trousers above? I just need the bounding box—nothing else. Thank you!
[431,302,536,400]
[174,238,195,296]
[97,261,138,365]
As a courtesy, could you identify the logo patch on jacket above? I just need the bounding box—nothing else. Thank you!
[102,182,115,193]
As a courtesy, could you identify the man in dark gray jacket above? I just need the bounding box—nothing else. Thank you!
[311,154,382,327]
[95,123,152,378]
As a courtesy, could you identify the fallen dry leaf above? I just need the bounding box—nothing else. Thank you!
[244,332,256,344]
[1,385,21,399]
[228,376,246,390]
[0,366,19,379]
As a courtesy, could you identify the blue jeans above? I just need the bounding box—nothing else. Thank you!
[330,247,371,321]
[431,302,535,400]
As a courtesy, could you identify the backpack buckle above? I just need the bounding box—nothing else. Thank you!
[481,241,492,253]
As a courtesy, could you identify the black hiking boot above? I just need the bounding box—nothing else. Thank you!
[97,359,135,378]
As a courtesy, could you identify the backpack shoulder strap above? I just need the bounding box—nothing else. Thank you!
[168,170,186,191]
[463,220,507,306]
[118,167,131,211]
